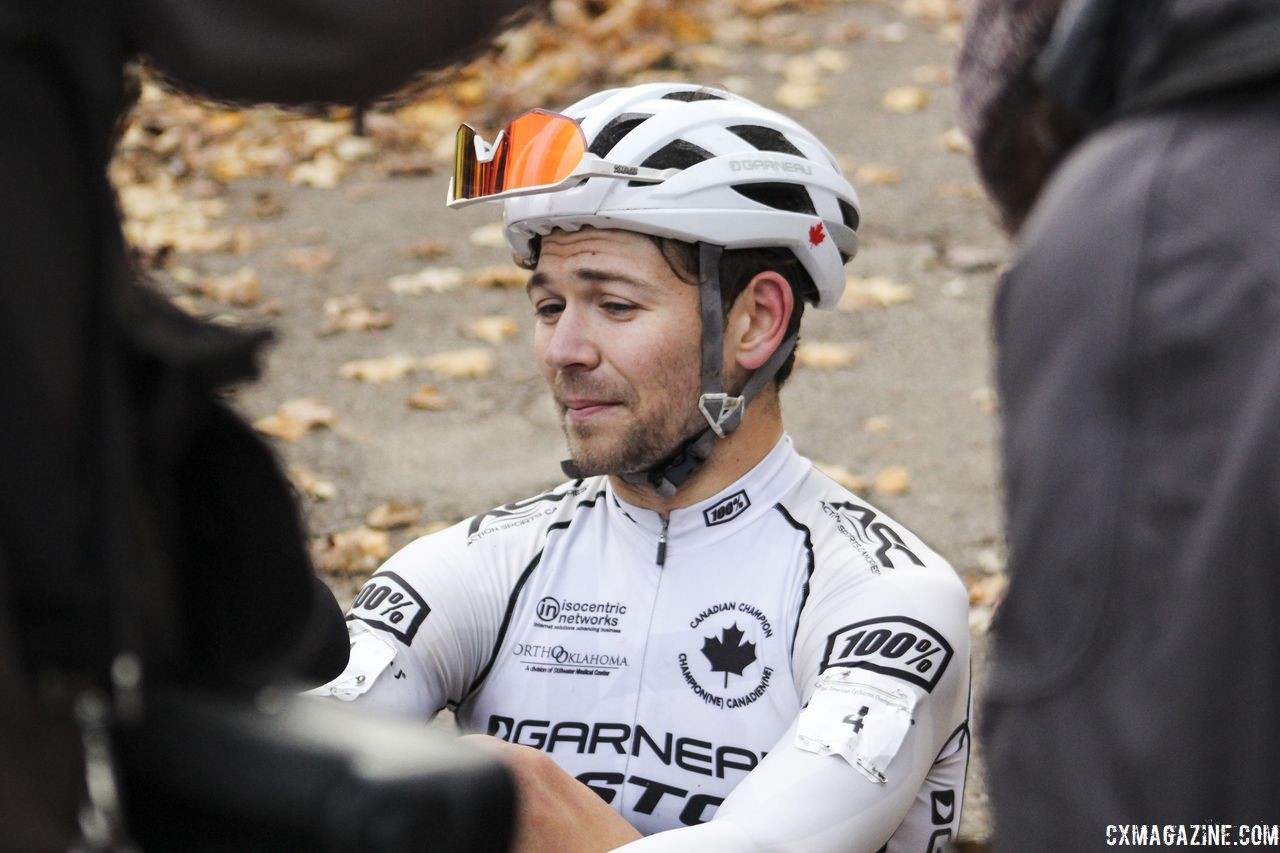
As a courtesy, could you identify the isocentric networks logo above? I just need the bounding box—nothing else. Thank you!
[533,595,628,633]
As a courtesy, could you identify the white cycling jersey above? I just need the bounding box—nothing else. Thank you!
[312,436,971,852]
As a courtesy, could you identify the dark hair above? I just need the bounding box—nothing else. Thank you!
[651,237,809,389]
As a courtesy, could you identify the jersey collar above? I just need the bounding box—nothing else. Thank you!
[608,433,810,545]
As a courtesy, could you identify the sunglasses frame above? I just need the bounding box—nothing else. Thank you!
[446,112,679,209]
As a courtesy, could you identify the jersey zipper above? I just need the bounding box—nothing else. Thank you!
[656,515,669,567]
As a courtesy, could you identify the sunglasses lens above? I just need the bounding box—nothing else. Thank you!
[450,110,586,203]
[505,111,586,191]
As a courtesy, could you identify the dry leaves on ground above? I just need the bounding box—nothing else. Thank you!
[463,315,520,345]
[287,464,337,501]
[311,526,393,575]
[813,462,869,495]
[838,276,914,312]
[284,246,338,273]
[469,223,509,249]
[882,85,930,114]
[321,295,394,335]
[407,384,451,410]
[472,265,527,290]
[188,267,261,307]
[338,354,421,384]
[794,341,867,369]
[863,415,892,435]
[966,572,1009,607]
[854,164,902,186]
[253,397,337,442]
[366,501,422,530]
[388,266,465,295]
[872,465,911,496]
[423,348,496,379]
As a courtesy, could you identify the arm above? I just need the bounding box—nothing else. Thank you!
[305,522,516,716]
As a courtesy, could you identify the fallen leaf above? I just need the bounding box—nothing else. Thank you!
[966,572,1009,607]
[404,519,453,539]
[939,127,973,155]
[310,526,392,575]
[334,136,377,162]
[970,386,999,414]
[321,295,394,335]
[189,267,261,307]
[407,384,450,411]
[469,222,508,249]
[936,181,985,200]
[253,398,336,442]
[838,276,914,312]
[472,265,527,289]
[941,245,1005,272]
[794,341,867,369]
[423,348,495,379]
[775,81,828,110]
[288,464,337,501]
[863,416,893,435]
[463,315,520,345]
[250,191,286,220]
[882,86,930,114]
[873,465,912,496]
[408,240,451,259]
[389,266,465,295]
[366,501,421,530]
[170,295,202,316]
[912,64,953,85]
[876,22,910,43]
[854,164,902,186]
[814,462,870,495]
[338,354,420,384]
[284,246,337,273]
[258,298,286,316]
[288,153,346,188]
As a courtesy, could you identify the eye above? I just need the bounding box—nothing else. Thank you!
[533,301,564,321]
[601,301,636,317]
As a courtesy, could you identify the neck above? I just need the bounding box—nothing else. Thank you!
[610,397,784,514]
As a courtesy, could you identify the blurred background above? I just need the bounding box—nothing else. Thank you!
[111,0,1006,845]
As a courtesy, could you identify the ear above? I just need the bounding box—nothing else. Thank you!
[726,271,793,372]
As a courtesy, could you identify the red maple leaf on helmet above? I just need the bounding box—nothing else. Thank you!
[808,222,826,246]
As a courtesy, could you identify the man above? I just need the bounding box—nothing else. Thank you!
[957,0,1280,847]
[313,83,971,851]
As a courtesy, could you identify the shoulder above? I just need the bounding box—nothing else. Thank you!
[781,467,969,700]
[779,466,960,585]
[349,477,610,634]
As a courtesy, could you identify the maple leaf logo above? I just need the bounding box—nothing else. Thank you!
[808,222,826,247]
[702,623,757,688]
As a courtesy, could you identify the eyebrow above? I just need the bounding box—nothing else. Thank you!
[525,267,652,295]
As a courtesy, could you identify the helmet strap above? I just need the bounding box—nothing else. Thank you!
[562,242,798,499]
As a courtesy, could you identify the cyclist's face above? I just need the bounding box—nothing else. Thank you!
[528,228,705,476]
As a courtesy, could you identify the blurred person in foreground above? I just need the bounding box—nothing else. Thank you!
[310,82,972,852]
[0,0,532,848]
[957,0,1280,847]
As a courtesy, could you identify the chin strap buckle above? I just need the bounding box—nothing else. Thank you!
[699,393,744,439]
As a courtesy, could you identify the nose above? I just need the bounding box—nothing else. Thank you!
[538,303,600,374]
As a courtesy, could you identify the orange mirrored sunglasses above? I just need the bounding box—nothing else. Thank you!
[447,109,678,208]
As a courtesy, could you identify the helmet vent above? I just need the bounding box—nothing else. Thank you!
[727,125,807,158]
[661,89,727,102]
[627,139,714,186]
[588,113,653,158]
[731,182,818,215]
[838,198,861,231]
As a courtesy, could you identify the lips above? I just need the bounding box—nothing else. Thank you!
[561,399,620,422]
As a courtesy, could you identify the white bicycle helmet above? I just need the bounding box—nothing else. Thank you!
[504,82,860,309]
[498,83,862,495]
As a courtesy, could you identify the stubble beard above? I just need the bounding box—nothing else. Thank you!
[561,402,705,477]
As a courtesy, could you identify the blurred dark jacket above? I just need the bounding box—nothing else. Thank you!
[959,0,1280,847]
[0,0,530,848]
